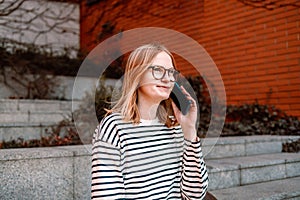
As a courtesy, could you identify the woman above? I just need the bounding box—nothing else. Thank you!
[91,43,209,199]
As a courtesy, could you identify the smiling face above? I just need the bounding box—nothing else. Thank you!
[138,51,175,105]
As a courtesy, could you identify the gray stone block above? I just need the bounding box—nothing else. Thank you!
[28,112,69,123]
[0,99,19,112]
[0,112,70,124]
[0,146,74,161]
[0,113,29,123]
[0,148,74,200]
[202,136,300,159]
[205,143,245,159]
[246,141,282,155]
[74,155,92,200]
[56,145,92,199]
[241,164,286,185]
[206,160,240,190]
[286,162,300,178]
[210,176,300,200]
[18,100,61,112]
[208,169,240,190]
[59,101,72,110]
[0,146,93,200]
[0,125,44,141]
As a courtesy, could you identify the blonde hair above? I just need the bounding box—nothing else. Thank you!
[107,43,178,127]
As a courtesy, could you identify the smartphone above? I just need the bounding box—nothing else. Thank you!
[170,82,192,115]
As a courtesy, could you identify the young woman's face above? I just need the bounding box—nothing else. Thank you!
[138,51,175,104]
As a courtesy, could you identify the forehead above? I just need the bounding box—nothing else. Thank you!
[151,52,174,68]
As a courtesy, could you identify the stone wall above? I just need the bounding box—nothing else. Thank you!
[0,0,79,57]
[0,145,92,200]
[0,70,119,100]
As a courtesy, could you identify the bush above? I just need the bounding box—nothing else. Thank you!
[0,120,82,149]
[1,75,299,150]
[223,103,300,136]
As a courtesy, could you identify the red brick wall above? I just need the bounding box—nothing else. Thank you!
[200,0,300,117]
[80,0,300,118]
[80,0,204,80]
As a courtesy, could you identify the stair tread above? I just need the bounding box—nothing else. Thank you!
[210,176,300,200]
[207,152,300,172]
[203,135,300,146]
[202,135,300,159]
[0,122,74,127]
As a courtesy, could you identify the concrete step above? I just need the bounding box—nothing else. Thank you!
[0,122,75,142]
[206,152,300,190]
[0,112,71,124]
[209,176,300,200]
[0,99,81,124]
[0,99,81,142]
[202,135,300,159]
[0,99,81,113]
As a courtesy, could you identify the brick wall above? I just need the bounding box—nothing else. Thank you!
[200,0,300,117]
[80,0,300,118]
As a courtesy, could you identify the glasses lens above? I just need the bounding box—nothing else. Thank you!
[150,65,178,82]
[168,69,178,82]
[152,66,165,79]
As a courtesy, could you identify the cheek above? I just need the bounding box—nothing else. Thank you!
[139,73,157,88]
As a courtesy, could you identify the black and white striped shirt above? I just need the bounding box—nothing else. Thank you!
[91,113,208,199]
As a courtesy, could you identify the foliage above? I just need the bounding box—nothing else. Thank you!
[0,75,299,150]
[0,44,125,99]
[282,139,300,153]
[0,45,83,77]
[223,102,300,136]
[0,120,82,149]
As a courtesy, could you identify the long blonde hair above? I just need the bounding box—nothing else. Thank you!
[108,43,178,127]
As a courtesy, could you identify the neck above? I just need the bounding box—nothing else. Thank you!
[138,99,160,120]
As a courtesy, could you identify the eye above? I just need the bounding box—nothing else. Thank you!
[153,66,164,73]
[168,69,176,75]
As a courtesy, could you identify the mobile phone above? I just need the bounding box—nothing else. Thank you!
[170,82,192,115]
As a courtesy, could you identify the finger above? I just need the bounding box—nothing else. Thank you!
[171,101,181,120]
[171,101,179,113]
[180,86,190,96]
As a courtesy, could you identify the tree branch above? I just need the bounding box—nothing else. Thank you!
[237,0,300,10]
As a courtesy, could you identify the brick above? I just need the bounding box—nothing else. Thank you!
[79,0,300,118]
[287,110,300,117]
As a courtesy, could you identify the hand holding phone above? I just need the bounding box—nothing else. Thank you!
[170,82,192,115]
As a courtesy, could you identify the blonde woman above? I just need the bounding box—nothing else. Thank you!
[91,43,209,199]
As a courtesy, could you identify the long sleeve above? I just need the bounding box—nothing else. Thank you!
[91,117,125,199]
[181,139,209,200]
[91,113,208,199]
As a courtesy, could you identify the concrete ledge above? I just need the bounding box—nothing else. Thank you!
[203,135,300,159]
[0,145,92,200]
[0,123,75,142]
[210,176,300,200]
[0,99,81,142]
[207,152,300,190]
[0,99,82,112]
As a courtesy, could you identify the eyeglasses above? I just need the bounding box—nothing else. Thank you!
[148,65,179,82]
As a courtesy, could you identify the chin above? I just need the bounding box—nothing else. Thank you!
[158,94,170,101]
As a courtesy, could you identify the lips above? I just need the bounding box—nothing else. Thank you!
[156,85,171,89]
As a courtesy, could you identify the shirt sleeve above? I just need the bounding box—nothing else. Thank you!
[91,119,125,199]
[181,138,209,200]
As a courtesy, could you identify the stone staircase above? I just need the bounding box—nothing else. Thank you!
[0,99,81,142]
[1,99,299,199]
[203,135,300,200]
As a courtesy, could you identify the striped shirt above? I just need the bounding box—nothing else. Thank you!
[91,113,208,199]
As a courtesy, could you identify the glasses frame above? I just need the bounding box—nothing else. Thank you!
[148,65,180,82]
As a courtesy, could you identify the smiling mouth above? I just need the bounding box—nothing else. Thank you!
[156,85,171,89]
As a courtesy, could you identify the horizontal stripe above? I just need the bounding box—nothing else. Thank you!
[92,113,209,200]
